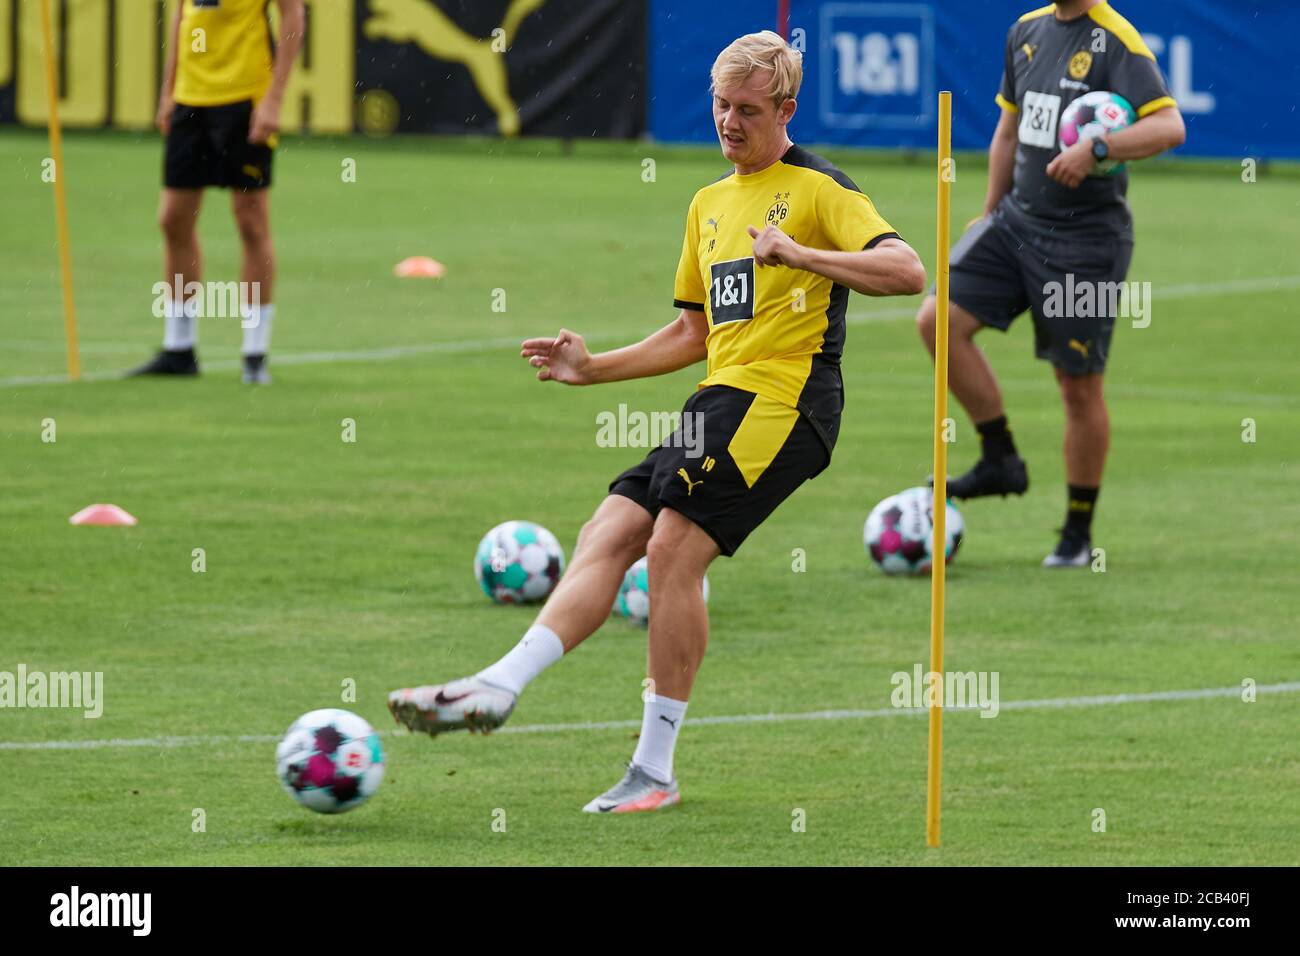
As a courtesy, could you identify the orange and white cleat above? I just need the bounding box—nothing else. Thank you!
[582,763,681,814]
[387,678,517,737]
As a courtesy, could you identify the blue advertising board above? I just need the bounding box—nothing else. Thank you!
[648,1,1299,158]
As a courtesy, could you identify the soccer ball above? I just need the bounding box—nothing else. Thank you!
[864,486,964,576]
[1058,90,1137,174]
[612,555,709,626]
[474,520,565,604]
[276,708,385,814]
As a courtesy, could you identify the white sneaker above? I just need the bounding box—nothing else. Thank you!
[387,677,517,737]
[1042,535,1092,568]
[582,762,681,814]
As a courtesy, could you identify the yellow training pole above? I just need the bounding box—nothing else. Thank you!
[39,0,81,381]
[926,91,952,849]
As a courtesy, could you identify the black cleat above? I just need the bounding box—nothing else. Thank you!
[241,353,271,385]
[125,348,199,377]
[1043,532,1092,568]
[938,454,1029,500]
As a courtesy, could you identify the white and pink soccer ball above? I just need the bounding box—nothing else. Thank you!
[276,708,385,814]
[865,487,964,576]
[1058,90,1137,174]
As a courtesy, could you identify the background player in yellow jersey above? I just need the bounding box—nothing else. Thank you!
[388,31,925,813]
[129,0,304,384]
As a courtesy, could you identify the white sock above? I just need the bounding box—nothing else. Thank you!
[241,303,274,356]
[631,694,688,782]
[475,624,564,696]
[163,297,198,351]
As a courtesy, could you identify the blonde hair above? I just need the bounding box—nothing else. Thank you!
[710,30,802,106]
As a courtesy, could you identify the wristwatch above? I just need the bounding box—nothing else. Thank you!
[1091,136,1110,162]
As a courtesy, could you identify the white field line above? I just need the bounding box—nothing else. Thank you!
[0,336,533,387]
[2,273,1298,389]
[2,680,1296,752]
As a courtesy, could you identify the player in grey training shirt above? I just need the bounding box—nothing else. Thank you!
[915,0,1185,567]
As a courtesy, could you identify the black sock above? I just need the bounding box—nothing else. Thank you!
[976,415,1018,461]
[1065,485,1099,541]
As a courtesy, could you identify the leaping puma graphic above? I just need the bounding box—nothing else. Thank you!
[676,467,704,496]
[364,0,546,136]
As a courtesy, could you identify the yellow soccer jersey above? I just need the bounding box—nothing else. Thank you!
[673,144,899,435]
[173,0,274,107]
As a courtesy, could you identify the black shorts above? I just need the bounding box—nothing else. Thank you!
[946,201,1133,374]
[164,101,274,190]
[608,385,832,557]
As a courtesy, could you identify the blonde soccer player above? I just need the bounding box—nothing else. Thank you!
[388,31,925,812]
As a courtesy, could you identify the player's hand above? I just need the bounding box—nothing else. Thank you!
[248,99,282,146]
[747,224,804,268]
[156,95,174,136]
[521,329,593,385]
[1045,140,1096,188]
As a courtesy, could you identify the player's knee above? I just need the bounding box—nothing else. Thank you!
[644,528,681,577]
[581,509,648,563]
[645,517,706,580]
[233,207,269,246]
[915,297,937,349]
[158,205,195,243]
[1057,374,1103,416]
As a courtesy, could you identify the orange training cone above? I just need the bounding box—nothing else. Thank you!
[69,504,137,526]
[394,256,446,279]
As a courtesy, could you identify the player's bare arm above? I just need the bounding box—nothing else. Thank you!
[1046,105,1185,188]
[155,5,183,135]
[521,308,708,385]
[982,108,1018,216]
[754,228,925,296]
[249,0,307,145]
[1097,104,1186,161]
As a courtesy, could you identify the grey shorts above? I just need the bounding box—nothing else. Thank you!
[944,204,1134,375]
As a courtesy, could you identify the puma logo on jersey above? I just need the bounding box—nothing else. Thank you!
[1022,42,1037,61]
[1068,338,1091,358]
[706,215,723,232]
[676,468,704,495]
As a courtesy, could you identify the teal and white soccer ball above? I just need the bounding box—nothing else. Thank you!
[474,520,565,604]
[865,486,964,576]
[1058,90,1137,174]
[276,708,385,814]
[612,555,709,626]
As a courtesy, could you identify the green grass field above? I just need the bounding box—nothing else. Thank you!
[2,129,1298,865]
